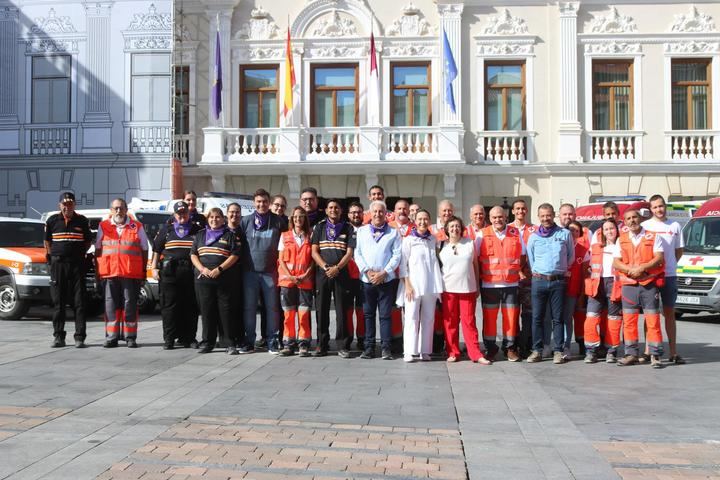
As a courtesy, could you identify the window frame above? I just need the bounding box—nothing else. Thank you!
[390,61,432,127]
[484,61,526,131]
[239,64,280,128]
[130,53,171,122]
[591,59,634,131]
[174,65,191,135]
[310,63,359,127]
[671,58,712,130]
[31,55,71,124]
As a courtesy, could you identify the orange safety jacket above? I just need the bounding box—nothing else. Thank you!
[278,231,314,289]
[96,219,145,279]
[567,240,589,297]
[389,220,414,237]
[584,243,622,301]
[513,222,536,245]
[430,224,448,242]
[464,225,484,241]
[616,231,665,287]
[478,226,522,285]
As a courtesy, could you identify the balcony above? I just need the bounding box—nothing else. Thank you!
[127,122,172,154]
[666,130,719,161]
[200,126,463,164]
[25,124,76,155]
[476,131,535,163]
[586,131,643,162]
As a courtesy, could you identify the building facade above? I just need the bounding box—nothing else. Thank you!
[0,0,173,217]
[177,0,720,214]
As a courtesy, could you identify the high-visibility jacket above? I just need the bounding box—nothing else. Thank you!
[464,225,483,241]
[585,242,622,300]
[617,231,664,286]
[278,231,313,289]
[96,219,145,279]
[430,224,448,242]
[478,226,522,285]
[389,220,414,237]
[567,240,589,297]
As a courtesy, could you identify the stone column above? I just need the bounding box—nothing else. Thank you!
[83,2,113,122]
[0,6,19,124]
[206,8,232,127]
[437,2,463,125]
[558,1,582,163]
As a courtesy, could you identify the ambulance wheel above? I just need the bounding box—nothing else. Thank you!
[138,283,156,314]
[0,277,30,320]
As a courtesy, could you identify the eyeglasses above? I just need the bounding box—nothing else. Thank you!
[300,197,314,203]
[111,206,126,211]
[273,203,286,208]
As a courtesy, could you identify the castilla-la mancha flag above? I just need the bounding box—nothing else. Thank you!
[367,32,379,125]
[283,28,296,117]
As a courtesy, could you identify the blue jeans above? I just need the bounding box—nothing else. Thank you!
[242,270,280,349]
[531,278,566,353]
[362,279,398,350]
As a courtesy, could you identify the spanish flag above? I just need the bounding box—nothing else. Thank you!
[283,27,296,117]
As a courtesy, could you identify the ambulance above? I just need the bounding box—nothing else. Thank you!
[575,197,651,232]
[0,217,52,319]
[675,197,720,315]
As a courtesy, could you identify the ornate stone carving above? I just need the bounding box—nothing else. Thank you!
[590,7,637,33]
[31,8,77,34]
[236,6,280,40]
[0,6,19,21]
[310,45,364,58]
[559,2,579,17]
[127,3,171,31]
[175,23,192,42]
[249,47,284,59]
[664,41,720,54]
[385,44,435,57]
[437,4,463,19]
[26,39,78,53]
[483,9,528,35]
[670,6,716,33]
[386,3,435,36]
[125,37,171,50]
[584,42,641,54]
[477,43,534,56]
[310,10,357,37]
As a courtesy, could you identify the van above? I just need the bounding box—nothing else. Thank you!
[675,198,720,316]
[575,199,651,232]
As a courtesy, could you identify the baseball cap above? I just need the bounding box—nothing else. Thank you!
[59,192,75,203]
[173,201,188,213]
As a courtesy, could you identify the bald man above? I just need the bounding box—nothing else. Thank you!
[430,200,454,242]
[465,204,486,240]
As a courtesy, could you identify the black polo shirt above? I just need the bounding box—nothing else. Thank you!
[153,223,201,260]
[44,213,91,260]
[311,219,356,267]
[191,228,241,283]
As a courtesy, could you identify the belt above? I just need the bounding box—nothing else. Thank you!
[532,273,565,281]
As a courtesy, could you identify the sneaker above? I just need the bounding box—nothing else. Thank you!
[584,353,597,364]
[526,351,542,363]
[360,349,374,359]
[238,345,255,354]
[103,339,118,348]
[198,344,214,354]
[506,348,520,362]
[189,340,199,349]
[446,356,458,363]
[298,346,310,357]
[617,354,639,366]
[312,349,328,357]
[163,340,174,350]
[475,356,492,365]
[403,355,415,363]
[74,339,86,349]
[279,347,294,357]
[553,351,566,364]
[606,352,617,364]
[254,338,268,350]
[338,349,351,359]
[126,338,138,348]
[226,346,239,355]
[51,337,66,348]
[542,345,552,358]
[420,354,432,361]
[268,348,280,355]
[381,349,393,360]
[650,355,663,369]
[638,353,651,364]
[562,347,571,360]
[669,354,686,365]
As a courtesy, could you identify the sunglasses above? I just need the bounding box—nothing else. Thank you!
[451,245,458,256]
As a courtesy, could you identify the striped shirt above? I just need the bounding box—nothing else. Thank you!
[191,229,241,283]
[44,213,91,259]
[153,224,201,260]
[311,219,356,267]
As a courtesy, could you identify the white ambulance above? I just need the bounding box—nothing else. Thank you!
[675,198,720,316]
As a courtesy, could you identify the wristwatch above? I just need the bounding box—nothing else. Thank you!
[217,265,224,272]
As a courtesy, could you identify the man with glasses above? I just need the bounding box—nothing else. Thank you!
[44,192,92,348]
[300,187,325,227]
[95,198,149,348]
[346,202,366,352]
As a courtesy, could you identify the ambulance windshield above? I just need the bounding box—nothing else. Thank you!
[683,217,720,255]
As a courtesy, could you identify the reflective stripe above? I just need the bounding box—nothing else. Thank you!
[119,248,143,256]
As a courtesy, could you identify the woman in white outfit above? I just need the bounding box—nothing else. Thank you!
[398,210,443,362]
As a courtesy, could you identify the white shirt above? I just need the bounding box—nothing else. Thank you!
[95,218,149,251]
[612,228,664,258]
[601,243,616,278]
[278,231,306,251]
[641,217,684,277]
[476,226,527,288]
[398,235,444,302]
[438,238,478,293]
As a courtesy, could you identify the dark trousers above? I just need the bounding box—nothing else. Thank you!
[159,265,198,343]
[517,280,533,354]
[195,278,236,348]
[363,279,398,350]
[316,273,350,351]
[50,259,86,341]
[258,290,282,343]
[531,277,566,353]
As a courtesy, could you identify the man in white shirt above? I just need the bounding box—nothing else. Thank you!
[641,194,685,364]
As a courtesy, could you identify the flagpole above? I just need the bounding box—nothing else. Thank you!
[216,13,225,129]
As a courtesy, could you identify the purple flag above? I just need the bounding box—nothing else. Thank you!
[211,30,222,121]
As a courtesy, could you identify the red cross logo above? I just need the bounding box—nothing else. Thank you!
[689,256,704,265]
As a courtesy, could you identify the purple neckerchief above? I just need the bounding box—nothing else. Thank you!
[173,220,191,238]
[253,212,269,231]
[369,223,387,243]
[205,226,226,245]
[537,223,559,238]
[411,227,432,240]
[326,219,345,241]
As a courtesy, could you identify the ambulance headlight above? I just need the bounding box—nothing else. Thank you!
[21,263,50,275]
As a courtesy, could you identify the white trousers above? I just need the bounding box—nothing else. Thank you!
[403,294,437,356]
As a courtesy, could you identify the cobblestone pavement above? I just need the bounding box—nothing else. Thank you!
[0,309,719,480]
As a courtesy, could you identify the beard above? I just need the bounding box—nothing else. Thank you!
[113,214,126,224]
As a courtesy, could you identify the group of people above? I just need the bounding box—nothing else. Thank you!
[44,186,685,368]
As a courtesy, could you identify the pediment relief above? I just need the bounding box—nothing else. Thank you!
[386,3,435,37]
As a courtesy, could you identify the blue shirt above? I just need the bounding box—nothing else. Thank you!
[354,223,402,283]
[526,226,575,275]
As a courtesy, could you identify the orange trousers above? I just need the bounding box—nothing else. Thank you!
[480,287,519,350]
[621,284,664,357]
